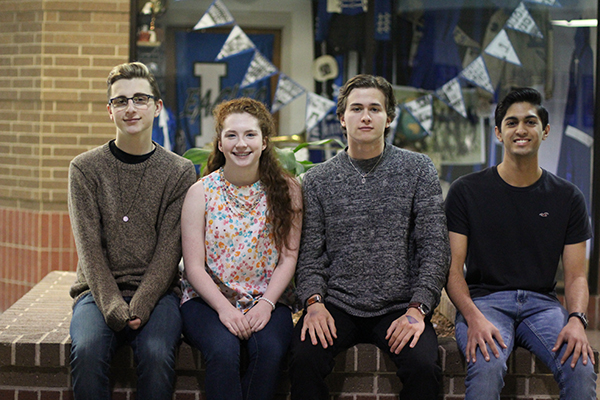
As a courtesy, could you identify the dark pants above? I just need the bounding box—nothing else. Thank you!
[289,302,441,400]
[181,297,293,400]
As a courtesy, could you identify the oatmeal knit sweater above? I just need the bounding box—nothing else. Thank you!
[296,145,451,316]
[68,143,196,331]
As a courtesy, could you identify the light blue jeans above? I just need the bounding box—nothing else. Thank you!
[455,290,596,400]
[69,292,182,400]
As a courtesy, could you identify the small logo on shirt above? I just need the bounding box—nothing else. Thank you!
[539,212,549,217]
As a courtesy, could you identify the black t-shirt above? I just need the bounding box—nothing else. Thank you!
[445,167,591,298]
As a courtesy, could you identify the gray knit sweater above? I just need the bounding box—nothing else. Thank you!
[68,143,196,331]
[296,145,450,317]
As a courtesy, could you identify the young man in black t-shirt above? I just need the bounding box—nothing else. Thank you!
[445,87,596,400]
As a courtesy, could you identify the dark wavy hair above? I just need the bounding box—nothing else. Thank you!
[495,87,548,132]
[336,74,397,137]
[206,98,300,251]
[106,62,161,102]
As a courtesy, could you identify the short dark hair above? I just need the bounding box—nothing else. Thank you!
[106,62,161,102]
[336,74,397,136]
[495,87,548,131]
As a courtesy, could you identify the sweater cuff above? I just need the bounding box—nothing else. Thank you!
[105,302,130,332]
[129,300,152,327]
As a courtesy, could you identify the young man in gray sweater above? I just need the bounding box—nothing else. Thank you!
[68,62,196,399]
[290,74,450,399]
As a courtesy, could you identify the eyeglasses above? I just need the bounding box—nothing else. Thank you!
[109,94,155,109]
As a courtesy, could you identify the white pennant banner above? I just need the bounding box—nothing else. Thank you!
[241,51,278,88]
[272,73,306,113]
[435,78,467,118]
[506,2,543,38]
[403,94,433,134]
[387,105,402,144]
[215,25,255,60]
[460,55,495,94]
[193,0,235,30]
[305,92,336,131]
[484,28,522,66]
[453,26,481,49]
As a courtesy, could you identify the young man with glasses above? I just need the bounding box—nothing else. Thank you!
[68,62,196,399]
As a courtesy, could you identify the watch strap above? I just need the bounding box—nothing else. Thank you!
[568,312,588,329]
[305,294,323,309]
[408,302,428,316]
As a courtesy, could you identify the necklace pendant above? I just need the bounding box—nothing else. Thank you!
[123,216,129,222]
[361,177,366,184]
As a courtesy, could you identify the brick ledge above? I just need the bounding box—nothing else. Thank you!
[1,271,597,400]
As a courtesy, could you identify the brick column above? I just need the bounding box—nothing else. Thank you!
[0,0,131,311]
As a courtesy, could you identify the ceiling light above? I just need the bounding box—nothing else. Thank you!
[551,19,597,27]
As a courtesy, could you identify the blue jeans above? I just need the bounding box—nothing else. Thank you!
[455,290,596,400]
[181,297,293,400]
[69,292,182,400]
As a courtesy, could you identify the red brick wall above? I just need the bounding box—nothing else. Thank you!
[0,0,130,311]
[0,209,77,310]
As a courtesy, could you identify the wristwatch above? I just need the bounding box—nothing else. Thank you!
[408,302,429,316]
[305,294,323,309]
[568,312,588,329]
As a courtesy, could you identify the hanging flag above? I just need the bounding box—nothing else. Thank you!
[152,107,176,151]
[409,6,462,90]
[240,50,278,88]
[271,73,306,113]
[315,0,332,42]
[506,2,543,38]
[524,0,561,6]
[374,0,392,41]
[402,94,433,134]
[215,25,255,60]
[193,0,235,30]
[484,29,522,66]
[460,55,495,94]
[435,78,467,118]
[557,27,594,213]
[306,92,336,131]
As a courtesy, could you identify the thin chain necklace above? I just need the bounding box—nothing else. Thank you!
[348,149,385,184]
[116,161,149,222]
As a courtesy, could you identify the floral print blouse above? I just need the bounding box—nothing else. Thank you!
[181,168,294,312]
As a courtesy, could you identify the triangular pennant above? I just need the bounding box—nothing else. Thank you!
[484,29,522,66]
[402,94,433,134]
[453,26,481,49]
[306,92,336,131]
[435,78,467,118]
[524,0,561,6]
[388,105,402,136]
[271,73,306,113]
[506,2,543,38]
[193,0,235,30]
[240,51,278,88]
[460,55,495,94]
[215,25,255,61]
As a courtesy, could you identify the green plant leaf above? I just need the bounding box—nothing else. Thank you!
[292,138,345,153]
[274,147,298,174]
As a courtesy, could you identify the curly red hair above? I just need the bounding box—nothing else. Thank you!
[206,98,300,251]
